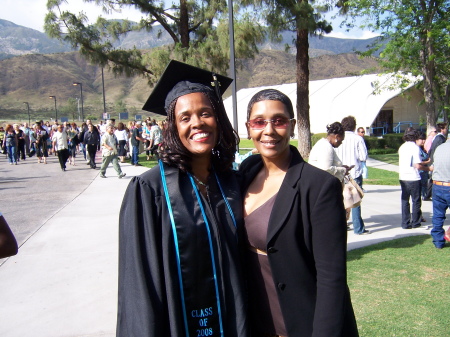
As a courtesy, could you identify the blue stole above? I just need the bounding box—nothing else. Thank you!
[159,161,236,337]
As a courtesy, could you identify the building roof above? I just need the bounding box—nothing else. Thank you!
[224,73,421,136]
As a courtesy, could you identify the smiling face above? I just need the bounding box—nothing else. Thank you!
[247,100,295,161]
[174,92,218,160]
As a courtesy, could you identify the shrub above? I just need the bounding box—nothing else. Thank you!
[311,133,326,146]
[368,148,397,155]
[383,133,404,150]
[364,136,386,150]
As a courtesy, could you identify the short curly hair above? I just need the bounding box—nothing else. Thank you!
[326,122,344,136]
[159,92,238,173]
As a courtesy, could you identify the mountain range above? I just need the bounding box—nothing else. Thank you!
[0,18,383,120]
[0,18,381,60]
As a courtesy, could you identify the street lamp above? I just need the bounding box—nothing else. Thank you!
[23,102,30,125]
[73,82,84,121]
[49,96,57,122]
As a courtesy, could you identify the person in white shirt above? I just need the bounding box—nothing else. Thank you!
[335,116,369,235]
[114,122,129,163]
[398,129,431,229]
[148,120,163,160]
[309,122,352,183]
[20,122,32,156]
[100,125,126,179]
[52,124,69,171]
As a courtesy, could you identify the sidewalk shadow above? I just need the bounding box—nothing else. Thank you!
[358,212,434,233]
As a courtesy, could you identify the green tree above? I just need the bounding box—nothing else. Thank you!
[343,0,450,127]
[45,0,264,83]
[238,0,335,156]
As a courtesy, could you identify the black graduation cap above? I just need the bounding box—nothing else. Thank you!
[142,60,233,116]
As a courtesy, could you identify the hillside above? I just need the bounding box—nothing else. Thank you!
[0,19,72,60]
[0,49,382,121]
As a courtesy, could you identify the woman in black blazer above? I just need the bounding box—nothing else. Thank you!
[239,89,359,337]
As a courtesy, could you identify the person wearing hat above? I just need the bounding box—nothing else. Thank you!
[117,61,247,336]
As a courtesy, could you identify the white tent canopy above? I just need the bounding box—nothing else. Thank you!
[224,73,421,137]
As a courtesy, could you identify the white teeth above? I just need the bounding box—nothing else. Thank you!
[192,133,209,140]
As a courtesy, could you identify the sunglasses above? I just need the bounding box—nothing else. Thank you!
[247,117,293,130]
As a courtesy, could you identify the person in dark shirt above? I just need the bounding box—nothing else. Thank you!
[83,123,100,169]
[130,121,144,166]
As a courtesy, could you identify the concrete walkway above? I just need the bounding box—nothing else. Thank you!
[0,159,446,337]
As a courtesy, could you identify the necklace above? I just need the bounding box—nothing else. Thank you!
[191,174,208,188]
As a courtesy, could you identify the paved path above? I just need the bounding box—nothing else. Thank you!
[366,157,399,172]
[0,152,99,247]
[0,160,147,337]
[0,157,447,337]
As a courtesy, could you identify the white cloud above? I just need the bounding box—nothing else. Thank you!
[326,30,380,40]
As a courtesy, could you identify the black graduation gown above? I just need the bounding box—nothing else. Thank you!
[117,163,248,337]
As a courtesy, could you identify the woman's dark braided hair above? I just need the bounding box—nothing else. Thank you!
[159,91,239,173]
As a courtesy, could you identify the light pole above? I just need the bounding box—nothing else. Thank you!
[75,97,81,121]
[23,102,30,125]
[227,0,238,146]
[101,68,106,118]
[73,82,84,121]
[49,96,57,122]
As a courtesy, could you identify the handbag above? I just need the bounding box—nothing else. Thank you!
[343,176,364,209]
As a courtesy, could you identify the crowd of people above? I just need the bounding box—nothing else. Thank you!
[308,118,450,245]
[397,123,450,248]
[0,118,164,171]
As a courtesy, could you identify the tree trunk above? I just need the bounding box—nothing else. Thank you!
[296,27,311,158]
[179,0,190,49]
[420,36,437,131]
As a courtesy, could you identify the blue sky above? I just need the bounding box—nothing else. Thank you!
[2,0,379,39]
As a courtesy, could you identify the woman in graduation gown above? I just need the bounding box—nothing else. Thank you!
[117,61,247,337]
[239,89,358,337]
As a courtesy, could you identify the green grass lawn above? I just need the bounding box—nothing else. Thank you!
[348,235,448,336]
[370,153,399,165]
[365,167,399,186]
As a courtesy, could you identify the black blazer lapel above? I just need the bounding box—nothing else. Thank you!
[267,146,305,244]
